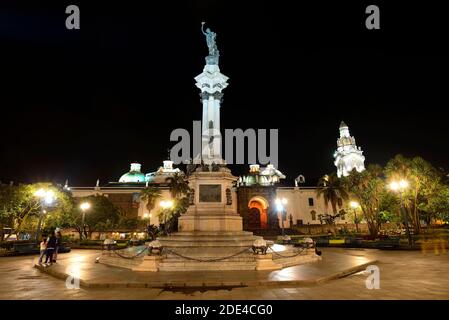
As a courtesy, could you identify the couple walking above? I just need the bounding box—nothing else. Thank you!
[38,231,62,265]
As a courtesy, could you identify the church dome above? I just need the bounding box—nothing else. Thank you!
[339,121,348,129]
[119,163,146,183]
[144,160,182,184]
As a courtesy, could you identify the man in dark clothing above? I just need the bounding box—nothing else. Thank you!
[45,232,57,265]
[53,231,62,263]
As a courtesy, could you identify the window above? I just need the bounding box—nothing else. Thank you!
[308,198,314,206]
[310,210,316,220]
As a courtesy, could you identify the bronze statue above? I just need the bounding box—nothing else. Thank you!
[201,22,219,64]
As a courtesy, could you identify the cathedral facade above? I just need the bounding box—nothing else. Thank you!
[333,121,366,177]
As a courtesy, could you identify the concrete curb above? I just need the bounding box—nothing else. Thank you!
[34,259,377,289]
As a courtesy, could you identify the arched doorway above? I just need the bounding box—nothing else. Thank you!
[248,196,269,229]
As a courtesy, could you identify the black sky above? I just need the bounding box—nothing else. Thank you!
[1,1,448,186]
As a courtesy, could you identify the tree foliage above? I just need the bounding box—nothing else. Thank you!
[0,182,74,240]
[341,165,386,237]
[165,173,190,199]
[385,155,443,232]
[316,172,349,224]
[72,195,121,239]
[157,173,191,234]
[140,187,161,213]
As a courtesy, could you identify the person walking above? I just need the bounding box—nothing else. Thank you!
[52,231,62,263]
[44,231,57,265]
[38,236,47,265]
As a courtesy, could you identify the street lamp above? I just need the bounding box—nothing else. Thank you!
[389,179,412,247]
[160,200,174,234]
[275,197,288,237]
[350,201,360,233]
[34,188,54,242]
[160,200,174,210]
[80,202,91,240]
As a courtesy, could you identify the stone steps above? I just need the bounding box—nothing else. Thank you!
[162,253,256,262]
[161,241,255,248]
[99,253,144,269]
[161,235,257,241]
[159,231,260,248]
[158,260,257,271]
[161,231,256,237]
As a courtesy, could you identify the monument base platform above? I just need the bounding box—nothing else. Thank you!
[178,215,243,232]
[99,239,321,272]
[99,167,322,272]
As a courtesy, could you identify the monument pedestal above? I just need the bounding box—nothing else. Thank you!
[178,169,241,232]
[178,214,242,232]
[255,253,282,271]
[132,255,162,272]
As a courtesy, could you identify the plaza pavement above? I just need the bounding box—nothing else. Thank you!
[33,248,377,288]
[0,248,448,299]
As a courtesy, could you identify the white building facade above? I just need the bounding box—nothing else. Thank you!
[276,187,349,228]
[334,121,366,177]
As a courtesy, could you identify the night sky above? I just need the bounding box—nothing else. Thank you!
[1,1,448,186]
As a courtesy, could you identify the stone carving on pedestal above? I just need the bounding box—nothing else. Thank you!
[178,170,242,232]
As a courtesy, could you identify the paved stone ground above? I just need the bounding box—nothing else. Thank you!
[32,247,376,287]
[0,248,448,299]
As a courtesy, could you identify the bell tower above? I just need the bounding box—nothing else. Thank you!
[334,121,366,177]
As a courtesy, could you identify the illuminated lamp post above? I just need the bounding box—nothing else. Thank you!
[389,179,412,247]
[350,201,360,233]
[275,197,288,237]
[80,202,91,240]
[34,189,54,242]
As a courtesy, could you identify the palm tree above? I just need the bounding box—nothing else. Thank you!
[163,173,191,233]
[385,155,440,234]
[342,165,385,238]
[140,187,161,214]
[165,173,190,199]
[317,172,349,223]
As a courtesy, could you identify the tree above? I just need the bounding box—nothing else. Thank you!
[72,195,121,240]
[385,155,441,233]
[162,173,191,233]
[146,224,160,240]
[140,187,161,214]
[342,165,386,238]
[317,172,349,223]
[42,188,75,231]
[421,184,449,225]
[0,183,74,240]
[165,173,190,199]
